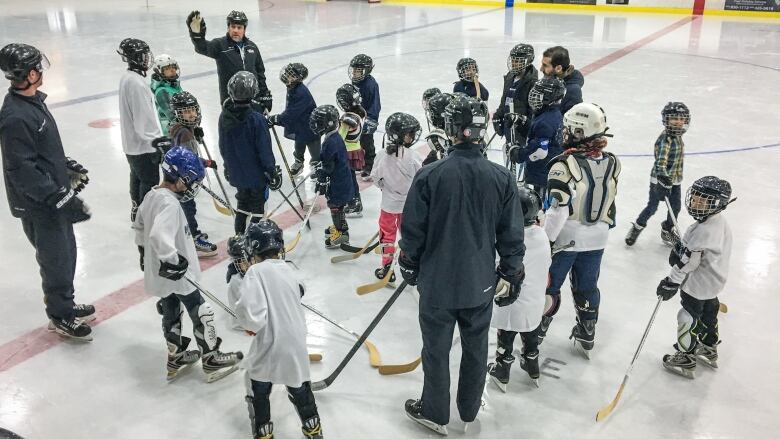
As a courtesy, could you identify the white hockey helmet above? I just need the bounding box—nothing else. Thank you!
[562,102,610,147]
[152,54,179,80]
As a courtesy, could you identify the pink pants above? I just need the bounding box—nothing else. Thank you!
[378,210,402,266]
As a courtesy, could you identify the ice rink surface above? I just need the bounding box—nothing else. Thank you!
[1,1,779,438]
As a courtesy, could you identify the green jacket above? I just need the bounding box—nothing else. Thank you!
[150,76,183,136]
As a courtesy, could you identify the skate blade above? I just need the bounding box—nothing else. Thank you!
[406,412,448,436]
[205,365,240,383]
[695,356,718,369]
[50,326,93,342]
[489,375,507,393]
[662,364,695,379]
[530,378,540,388]
[346,212,363,218]
[166,362,197,382]
[572,341,591,360]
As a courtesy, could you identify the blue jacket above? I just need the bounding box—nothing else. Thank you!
[561,68,584,116]
[515,105,563,187]
[355,75,381,127]
[319,132,354,206]
[278,83,318,143]
[453,80,489,102]
[218,102,276,190]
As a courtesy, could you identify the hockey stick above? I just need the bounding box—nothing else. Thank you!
[303,303,381,367]
[356,258,396,295]
[270,126,306,209]
[284,198,320,254]
[474,74,482,100]
[197,137,235,217]
[202,169,232,216]
[378,356,422,376]
[340,240,380,254]
[311,281,409,391]
[664,197,728,314]
[331,231,380,264]
[596,296,663,422]
[265,172,312,219]
[552,240,575,255]
[274,183,307,223]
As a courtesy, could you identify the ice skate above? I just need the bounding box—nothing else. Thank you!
[301,415,323,438]
[570,319,595,360]
[49,316,92,341]
[374,263,396,287]
[405,399,447,436]
[538,315,553,345]
[519,350,540,388]
[255,421,273,439]
[201,337,243,383]
[694,342,719,369]
[166,337,201,381]
[663,350,696,379]
[290,160,304,177]
[323,225,336,236]
[487,353,513,393]
[47,303,96,330]
[360,170,373,182]
[625,222,644,246]
[194,233,218,258]
[344,198,363,218]
[325,229,349,249]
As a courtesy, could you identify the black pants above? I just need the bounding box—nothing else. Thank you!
[681,291,720,348]
[21,215,77,320]
[419,299,492,425]
[496,324,541,358]
[636,183,682,230]
[360,133,375,171]
[181,199,201,237]
[329,205,348,232]
[126,152,160,207]
[235,187,266,234]
[247,380,318,433]
[293,138,321,164]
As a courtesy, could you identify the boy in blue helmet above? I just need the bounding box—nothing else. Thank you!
[134,146,243,382]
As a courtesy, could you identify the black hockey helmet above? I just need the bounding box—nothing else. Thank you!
[508,43,534,74]
[170,91,202,128]
[662,101,691,136]
[443,95,488,143]
[385,112,422,148]
[336,83,362,111]
[280,62,308,85]
[426,92,453,130]
[309,104,340,135]
[528,76,566,113]
[244,220,285,259]
[117,38,153,74]
[227,70,259,104]
[456,57,478,81]
[686,176,735,222]
[226,10,248,27]
[0,43,50,83]
[348,54,374,82]
[421,87,442,110]
[227,234,250,275]
[517,183,542,226]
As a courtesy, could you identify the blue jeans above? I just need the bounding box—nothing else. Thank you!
[636,183,681,230]
[546,249,604,321]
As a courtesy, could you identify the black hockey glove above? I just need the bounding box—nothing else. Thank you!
[656,277,680,301]
[138,246,145,272]
[46,187,91,224]
[315,175,330,196]
[226,263,238,283]
[363,118,378,135]
[266,165,283,191]
[65,157,89,193]
[267,114,279,128]
[398,252,419,286]
[492,115,504,137]
[186,11,206,39]
[494,264,525,307]
[159,254,189,281]
[656,175,673,197]
[152,136,173,155]
[193,126,205,142]
[256,93,273,114]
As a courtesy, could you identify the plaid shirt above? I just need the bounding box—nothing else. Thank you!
[650,131,684,185]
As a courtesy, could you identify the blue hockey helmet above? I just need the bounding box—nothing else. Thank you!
[161,146,205,202]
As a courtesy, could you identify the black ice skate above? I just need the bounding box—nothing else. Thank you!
[301,415,323,439]
[538,315,553,345]
[661,227,679,247]
[374,263,396,287]
[405,399,448,436]
[256,421,273,439]
[325,229,349,249]
[166,336,201,381]
[201,337,243,383]
[570,319,596,359]
[344,198,363,218]
[49,316,92,342]
[519,350,540,388]
[290,160,304,177]
[625,222,644,246]
[694,342,719,369]
[73,303,96,322]
[488,353,514,393]
[663,350,696,379]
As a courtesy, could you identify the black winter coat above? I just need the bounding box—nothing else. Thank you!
[561,68,584,116]
[494,66,538,140]
[400,143,525,309]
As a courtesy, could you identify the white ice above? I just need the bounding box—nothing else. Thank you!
[1,1,779,438]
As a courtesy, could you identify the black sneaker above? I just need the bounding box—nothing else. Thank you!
[404,399,448,435]
[50,316,93,341]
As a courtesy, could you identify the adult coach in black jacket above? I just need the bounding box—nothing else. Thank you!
[399,95,526,435]
[186,10,272,112]
[0,43,94,341]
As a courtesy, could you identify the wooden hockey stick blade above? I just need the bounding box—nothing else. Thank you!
[212,198,232,216]
[356,269,393,296]
[284,232,302,253]
[378,356,421,375]
[331,231,381,263]
[474,75,481,100]
[719,302,728,314]
[283,200,319,254]
[309,353,323,362]
[303,303,383,367]
[364,340,382,368]
[595,381,626,422]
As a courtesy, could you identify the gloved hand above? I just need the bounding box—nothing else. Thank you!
[256,93,273,113]
[65,157,89,193]
[267,114,279,128]
[656,277,680,301]
[314,175,330,195]
[398,252,419,286]
[159,254,189,281]
[492,115,504,137]
[46,187,91,223]
[363,118,378,135]
[202,159,217,170]
[493,264,525,307]
[186,11,206,38]
[138,246,145,272]
[656,175,673,198]
[193,126,205,142]
[266,165,283,191]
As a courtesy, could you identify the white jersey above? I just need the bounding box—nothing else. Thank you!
[227,272,244,330]
[668,213,732,300]
[235,259,310,387]
[133,187,200,298]
[370,147,423,214]
[119,70,162,155]
[492,225,552,332]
